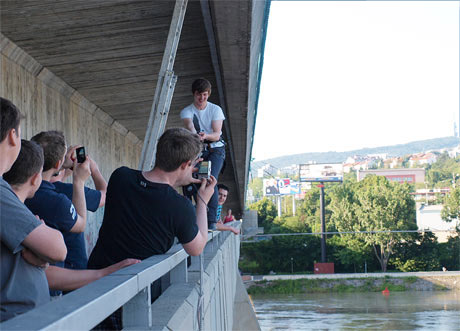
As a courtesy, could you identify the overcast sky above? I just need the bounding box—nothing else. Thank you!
[251,1,459,161]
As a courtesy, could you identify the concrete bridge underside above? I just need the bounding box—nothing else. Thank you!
[1,0,269,217]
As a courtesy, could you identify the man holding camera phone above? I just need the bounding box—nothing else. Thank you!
[180,78,226,230]
[87,128,215,330]
[50,145,108,271]
[25,131,91,278]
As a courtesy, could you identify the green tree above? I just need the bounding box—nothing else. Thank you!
[329,176,417,272]
[248,197,277,231]
[248,177,263,200]
[441,186,460,222]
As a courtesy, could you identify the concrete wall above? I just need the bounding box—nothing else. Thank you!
[150,226,260,331]
[0,35,143,252]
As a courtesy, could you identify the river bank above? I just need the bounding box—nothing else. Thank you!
[244,271,460,295]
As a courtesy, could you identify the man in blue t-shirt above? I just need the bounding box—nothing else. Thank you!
[50,158,107,270]
[25,131,91,271]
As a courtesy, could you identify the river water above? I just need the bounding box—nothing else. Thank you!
[252,291,460,330]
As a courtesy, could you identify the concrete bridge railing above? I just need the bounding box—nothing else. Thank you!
[1,222,258,330]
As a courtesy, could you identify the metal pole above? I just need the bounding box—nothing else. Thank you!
[198,253,204,331]
[319,182,326,263]
[277,195,281,217]
[292,195,296,216]
[139,0,187,170]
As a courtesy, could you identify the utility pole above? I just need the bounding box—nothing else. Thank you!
[319,182,326,263]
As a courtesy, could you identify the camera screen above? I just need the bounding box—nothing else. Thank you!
[198,161,209,174]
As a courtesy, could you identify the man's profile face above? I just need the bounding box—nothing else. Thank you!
[193,90,210,109]
[218,188,228,205]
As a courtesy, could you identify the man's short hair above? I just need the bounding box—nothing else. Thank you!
[1,97,22,143]
[155,128,202,172]
[3,140,44,186]
[192,78,212,95]
[217,184,229,192]
[31,131,66,172]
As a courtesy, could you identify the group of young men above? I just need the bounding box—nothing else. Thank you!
[0,78,239,326]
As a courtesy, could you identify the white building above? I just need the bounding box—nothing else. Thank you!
[416,204,459,242]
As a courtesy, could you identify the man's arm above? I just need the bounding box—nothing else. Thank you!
[46,259,140,291]
[22,223,67,263]
[89,159,107,207]
[216,222,240,235]
[198,120,223,142]
[182,176,217,256]
[70,157,91,233]
[182,118,197,134]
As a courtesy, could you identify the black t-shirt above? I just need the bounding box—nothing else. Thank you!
[88,167,198,269]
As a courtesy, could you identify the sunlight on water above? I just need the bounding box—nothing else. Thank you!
[252,291,460,330]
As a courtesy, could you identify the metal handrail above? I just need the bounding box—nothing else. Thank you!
[1,228,229,330]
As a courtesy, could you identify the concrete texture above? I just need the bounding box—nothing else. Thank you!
[1,39,141,253]
[149,226,259,331]
[1,1,270,218]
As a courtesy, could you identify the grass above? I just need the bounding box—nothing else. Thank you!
[247,276,431,295]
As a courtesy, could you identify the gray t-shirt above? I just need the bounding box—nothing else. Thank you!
[0,177,50,322]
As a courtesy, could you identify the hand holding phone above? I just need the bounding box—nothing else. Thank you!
[76,146,86,163]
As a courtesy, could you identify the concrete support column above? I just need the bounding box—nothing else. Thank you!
[139,0,188,170]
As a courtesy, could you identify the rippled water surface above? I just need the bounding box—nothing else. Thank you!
[252,291,460,330]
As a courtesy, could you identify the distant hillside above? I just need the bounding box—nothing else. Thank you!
[251,136,460,173]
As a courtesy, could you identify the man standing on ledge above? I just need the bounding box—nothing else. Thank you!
[180,78,226,230]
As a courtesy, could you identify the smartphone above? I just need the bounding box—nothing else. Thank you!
[76,146,86,163]
[197,161,211,179]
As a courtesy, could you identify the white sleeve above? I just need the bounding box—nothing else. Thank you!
[180,106,193,119]
[212,104,225,121]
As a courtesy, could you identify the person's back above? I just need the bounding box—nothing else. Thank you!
[88,166,198,268]
[87,128,216,330]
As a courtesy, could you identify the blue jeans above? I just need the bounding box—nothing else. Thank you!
[201,146,225,226]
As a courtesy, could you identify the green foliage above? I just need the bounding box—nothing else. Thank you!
[240,236,321,274]
[248,197,277,231]
[329,176,417,272]
[247,277,413,295]
[390,231,441,272]
[441,186,460,222]
[248,177,263,200]
[438,235,460,271]
[425,153,460,188]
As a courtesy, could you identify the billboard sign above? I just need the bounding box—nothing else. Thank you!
[299,163,344,182]
[263,178,301,196]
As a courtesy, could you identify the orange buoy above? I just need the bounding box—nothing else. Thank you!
[382,287,390,295]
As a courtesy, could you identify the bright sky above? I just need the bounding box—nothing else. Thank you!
[252,1,459,161]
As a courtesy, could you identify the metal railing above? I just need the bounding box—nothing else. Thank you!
[2,222,242,330]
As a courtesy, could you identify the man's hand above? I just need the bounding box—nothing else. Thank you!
[198,131,207,142]
[102,258,141,277]
[198,175,217,205]
[230,227,240,235]
[62,145,81,169]
[89,157,99,174]
[22,248,49,268]
[72,155,91,184]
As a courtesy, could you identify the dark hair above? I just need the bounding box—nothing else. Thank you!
[1,97,22,143]
[155,128,202,172]
[217,184,229,192]
[3,140,44,186]
[31,131,66,172]
[192,78,212,95]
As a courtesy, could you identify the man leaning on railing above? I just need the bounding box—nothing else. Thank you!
[87,128,216,330]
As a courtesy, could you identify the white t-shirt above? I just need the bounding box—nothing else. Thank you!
[180,102,225,148]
